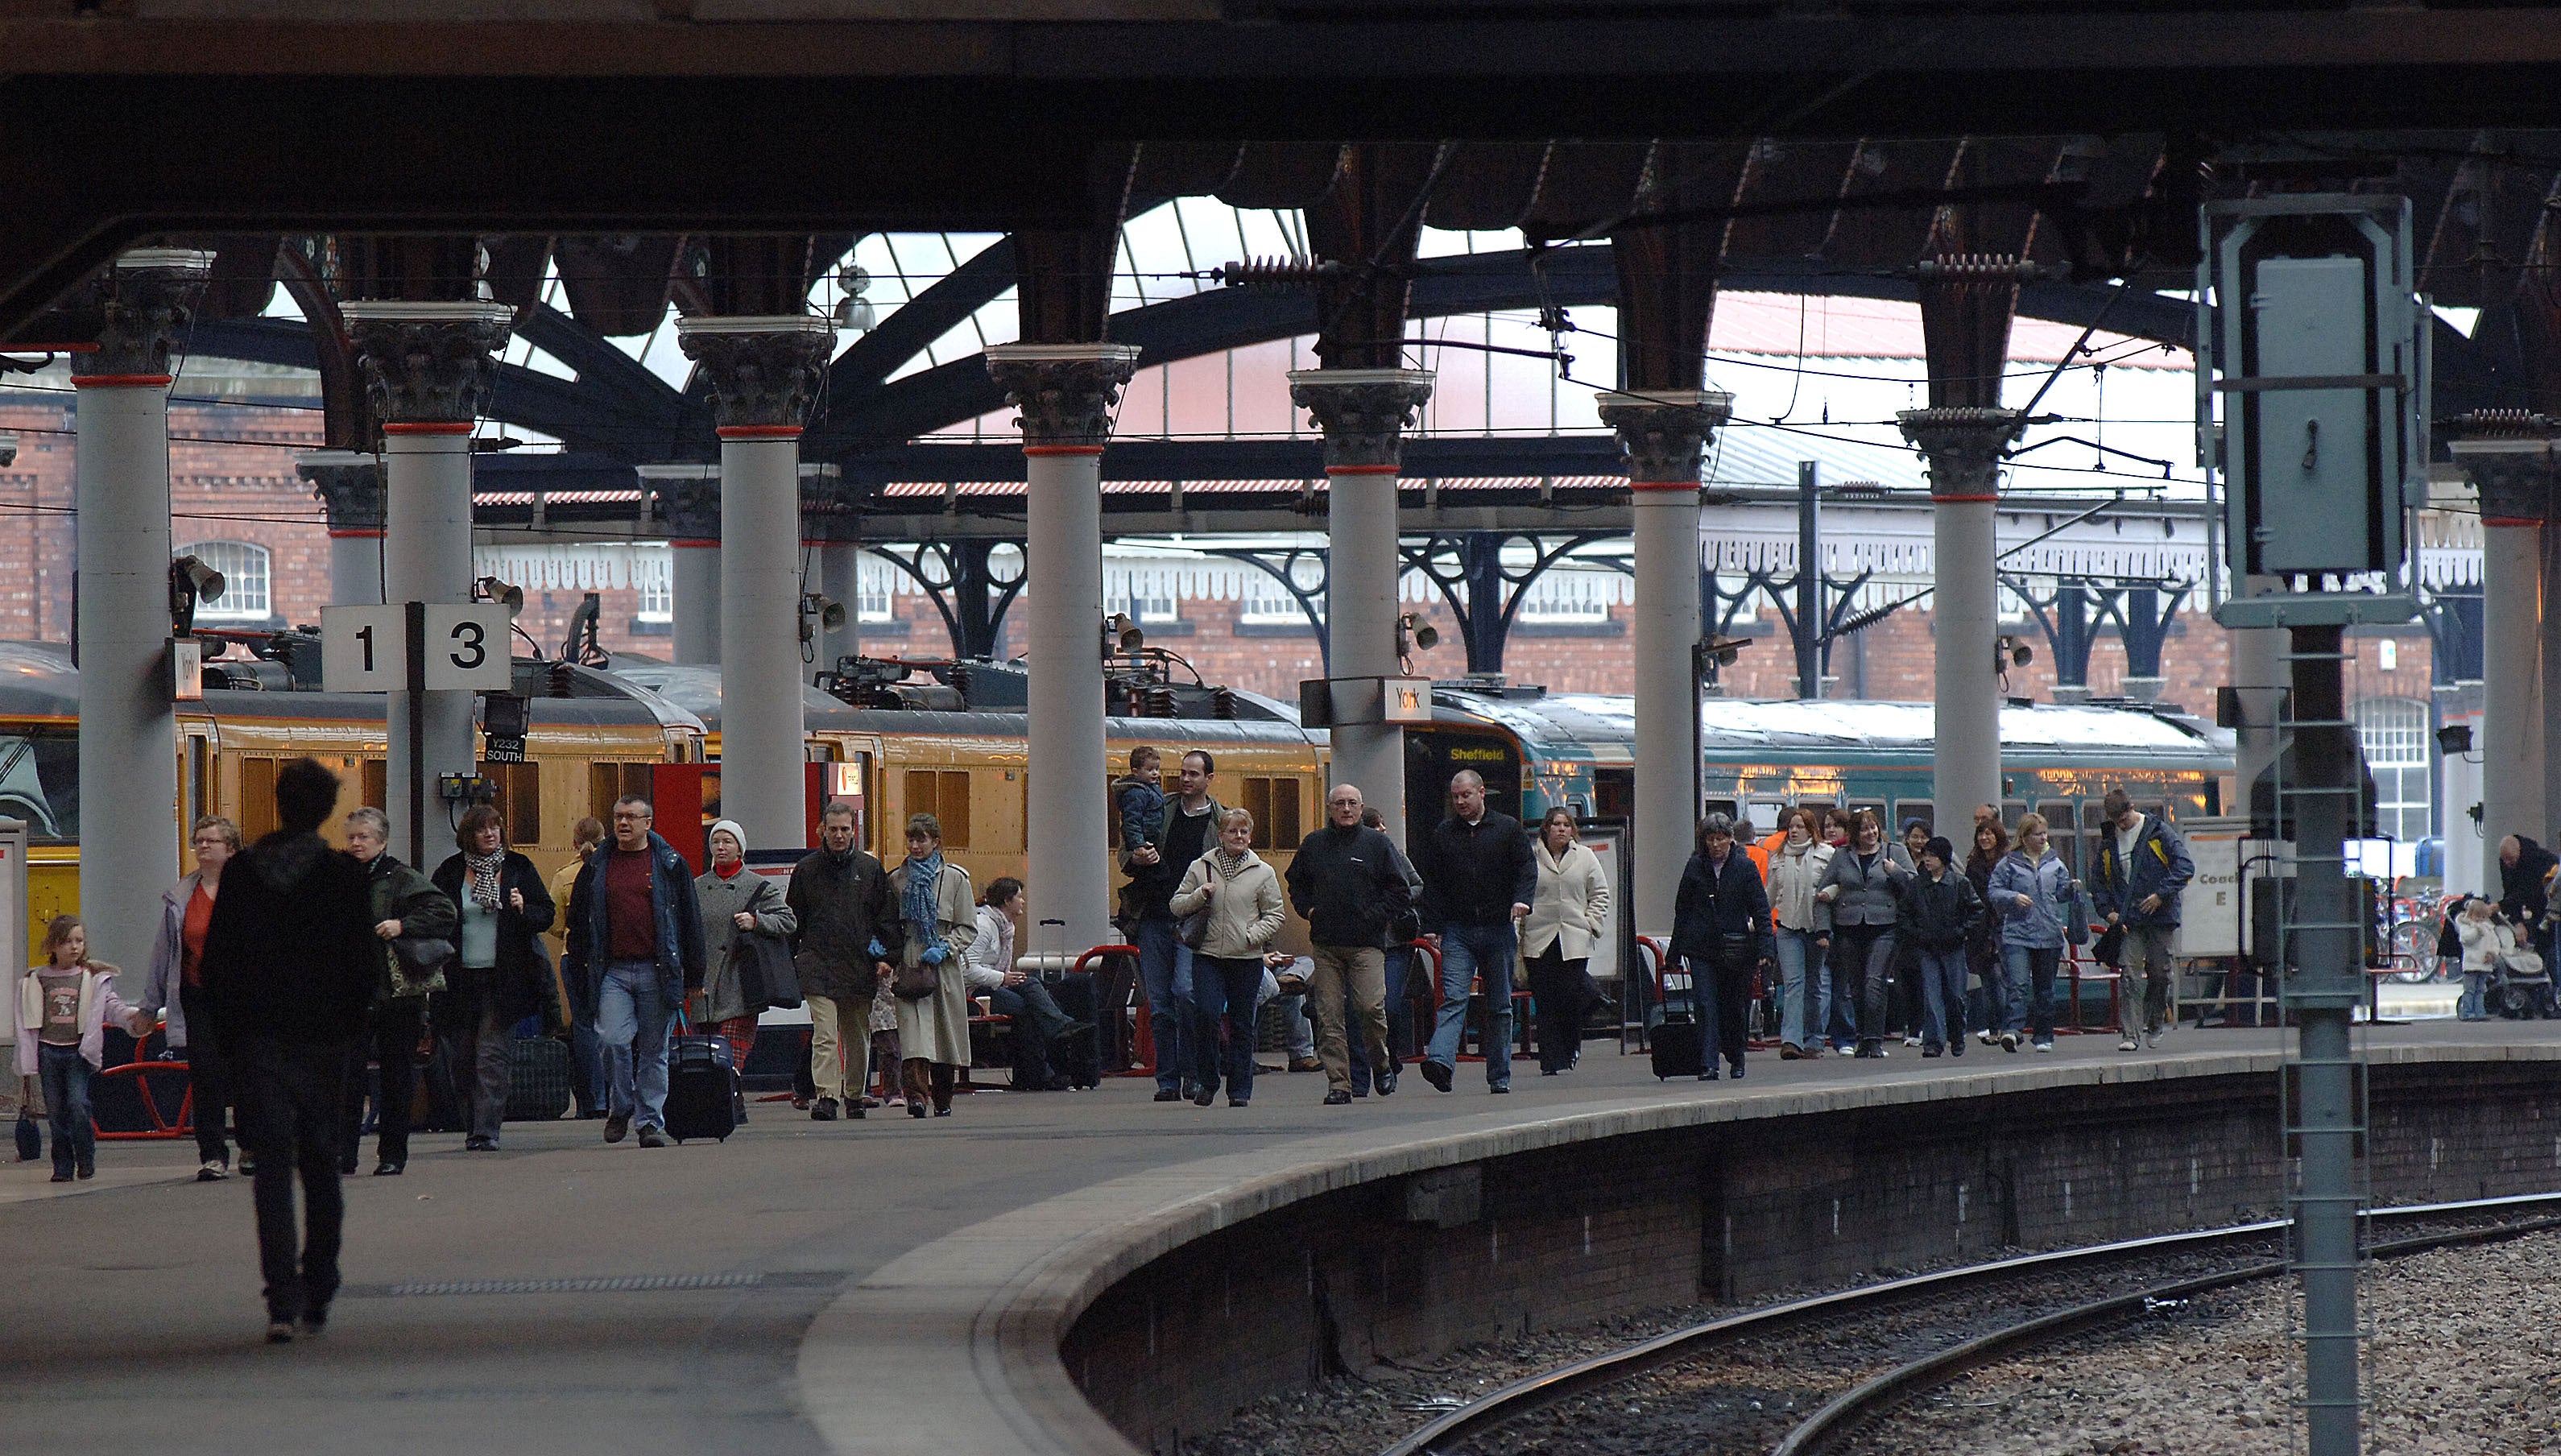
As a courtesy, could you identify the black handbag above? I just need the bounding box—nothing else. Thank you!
[732,933,802,1011]
[14,1107,39,1162]
[393,936,454,971]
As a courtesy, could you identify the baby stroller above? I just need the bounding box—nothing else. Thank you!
[2492,937,2556,1020]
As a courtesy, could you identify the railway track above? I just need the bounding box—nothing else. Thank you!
[1382,1191,2561,1456]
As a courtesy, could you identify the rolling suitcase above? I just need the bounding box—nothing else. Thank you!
[505,1036,573,1122]
[1035,916,1103,1090]
[664,1034,739,1143]
[1651,957,1705,1080]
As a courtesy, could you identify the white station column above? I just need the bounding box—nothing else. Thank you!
[2452,432,2554,861]
[1899,406,2026,831]
[342,300,515,870]
[1289,368,1435,846]
[74,248,210,972]
[641,465,723,666]
[301,450,386,605]
[1599,389,1731,937]
[679,316,837,860]
[987,343,1141,950]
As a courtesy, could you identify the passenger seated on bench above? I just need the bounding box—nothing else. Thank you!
[962,878,1086,1091]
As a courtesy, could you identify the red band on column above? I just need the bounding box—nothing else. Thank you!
[1930,494,1999,504]
[672,538,719,549]
[68,374,172,389]
[327,529,386,540]
[383,421,475,436]
[2484,516,2544,528]
[1024,444,1104,457]
[1323,464,1402,477]
[718,425,804,441]
[1628,480,1700,494]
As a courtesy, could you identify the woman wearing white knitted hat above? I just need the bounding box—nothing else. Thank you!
[693,818,796,1123]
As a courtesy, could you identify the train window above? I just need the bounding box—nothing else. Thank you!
[1848,800,1885,832]
[1895,800,1934,837]
[1592,769,1633,821]
[590,763,652,823]
[1744,800,1781,834]
[0,729,76,842]
[1703,798,1739,822]
[1240,776,1301,851]
[2038,800,2083,875]
[479,762,540,846]
[905,769,972,850]
[239,757,279,843]
[361,760,387,820]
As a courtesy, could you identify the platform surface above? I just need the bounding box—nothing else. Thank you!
[3,1015,2551,1456]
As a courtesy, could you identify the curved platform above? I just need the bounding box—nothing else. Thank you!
[6,1023,2556,1456]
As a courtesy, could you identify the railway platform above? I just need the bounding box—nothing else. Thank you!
[4,1020,2557,1456]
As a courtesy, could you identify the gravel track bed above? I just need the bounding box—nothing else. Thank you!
[1845,1226,2561,1456]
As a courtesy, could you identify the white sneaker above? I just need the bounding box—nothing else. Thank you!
[2034,1040,2054,1053]
[1976,1029,1996,1046]
[2118,1036,2139,1052]
[2144,1031,2161,1049]
[197,1160,229,1181]
[1903,1035,1922,1048]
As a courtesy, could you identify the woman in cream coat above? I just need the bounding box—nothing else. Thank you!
[887,813,978,1119]
[1521,808,1611,1074]
[1169,808,1288,1107]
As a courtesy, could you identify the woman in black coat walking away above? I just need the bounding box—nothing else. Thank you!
[432,805,557,1152]
[1669,813,1773,1081]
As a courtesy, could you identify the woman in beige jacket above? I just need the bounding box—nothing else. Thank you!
[888,813,978,1119]
[1520,808,1611,1074]
[1169,809,1287,1107]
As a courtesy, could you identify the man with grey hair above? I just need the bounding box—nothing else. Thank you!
[1413,769,1536,1094]
[1285,784,1416,1105]
[786,798,897,1121]
[338,806,456,1176]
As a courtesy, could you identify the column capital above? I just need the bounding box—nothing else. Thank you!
[298,449,385,536]
[341,300,515,428]
[1896,406,2026,501]
[81,248,214,382]
[2447,412,2561,524]
[676,314,836,432]
[1596,389,1734,490]
[986,342,1143,449]
[640,464,723,544]
[1287,366,1435,471]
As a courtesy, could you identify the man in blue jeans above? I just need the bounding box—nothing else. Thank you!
[1413,770,1537,1094]
[1123,751,1223,1102]
[564,796,705,1148]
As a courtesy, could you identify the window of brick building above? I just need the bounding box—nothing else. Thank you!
[178,540,271,622]
[2352,697,2431,847]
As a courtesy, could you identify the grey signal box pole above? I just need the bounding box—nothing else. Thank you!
[2203,193,2427,1456]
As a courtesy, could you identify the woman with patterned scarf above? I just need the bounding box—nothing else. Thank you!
[431,805,556,1152]
[887,813,977,1118]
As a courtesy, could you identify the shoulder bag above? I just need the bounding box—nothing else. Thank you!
[2064,875,2093,948]
[892,958,940,1001]
[1175,860,1218,950]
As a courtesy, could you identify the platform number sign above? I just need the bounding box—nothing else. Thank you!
[322,603,513,693]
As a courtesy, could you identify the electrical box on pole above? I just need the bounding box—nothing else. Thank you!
[2203,193,2426,631]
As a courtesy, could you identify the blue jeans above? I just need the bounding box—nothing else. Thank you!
[1134,916,1192,1093]
[39,1043,93,1176]
[2460,970,2490,1020]
[1347,947,1412,1094]
[1774,928,1823,1049]
[1190,955,1264,1102]
[2003,943,2061,1043]
[1427,924,1516,1087]
[596,959,673,1129]
[1915,945,1969,1049]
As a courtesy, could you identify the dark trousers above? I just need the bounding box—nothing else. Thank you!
[1693,958,1754,1069]
[900,1057,956,1114]
[341,998,424,1169]
[1524,945,1594,1073]
[1835,924,1897,1049]
[176,983,232,1164]
[230,1036,350,1325]
[450,982,512,1143]
[988,976,1072,1086]
[1190,954,1264,1101]
[37,1042,93,1177]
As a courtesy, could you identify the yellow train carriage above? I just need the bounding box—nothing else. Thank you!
[0,641,703,962]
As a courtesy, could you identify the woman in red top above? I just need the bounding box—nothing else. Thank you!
[137,815,242,1181]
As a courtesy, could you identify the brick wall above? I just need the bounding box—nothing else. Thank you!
[1064,1059,2561,1454]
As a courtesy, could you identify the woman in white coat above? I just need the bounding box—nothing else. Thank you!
[1520,808,1611,1074]
[888,813,978,1118]
[1169,808,1288,1107]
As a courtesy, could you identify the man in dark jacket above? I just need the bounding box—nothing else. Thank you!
[2497,834,2556,932]
[2091,788,2196,1052]
[1899,836,1984,1058]
[786,798,897,1122]
[1122,751,1223,1102]
[197,756,377,1342]
[1285,783,1415,1105]
[1670,813,1773,1080]
[340,806,457,1177]
[1413,769,1536,1095]
[564,795,705,1148]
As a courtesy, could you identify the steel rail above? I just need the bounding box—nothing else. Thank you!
[1380,1191,2561,1456]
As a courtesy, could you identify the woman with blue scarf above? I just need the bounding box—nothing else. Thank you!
[889,813,978,1118]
